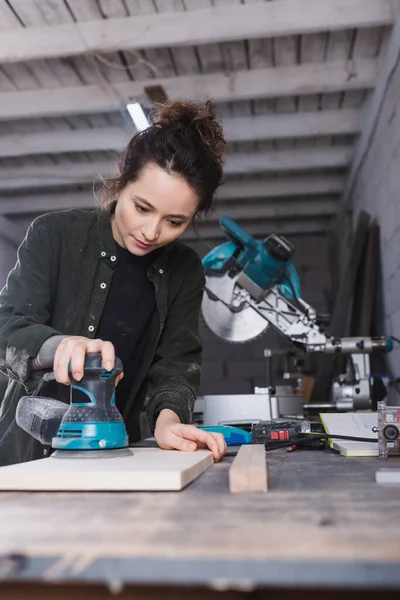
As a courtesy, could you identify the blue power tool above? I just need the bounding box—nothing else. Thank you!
[201,215,301,343]
[16,352,130,458]
[203,215,300,298]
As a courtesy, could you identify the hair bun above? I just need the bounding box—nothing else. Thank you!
[151,99,226,166]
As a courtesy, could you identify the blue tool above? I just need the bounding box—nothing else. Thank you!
[16,352,130,458]
[202,215,301,301]
[198,425,252,445]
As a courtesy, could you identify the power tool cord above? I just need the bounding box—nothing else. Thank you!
[303,432,377,443]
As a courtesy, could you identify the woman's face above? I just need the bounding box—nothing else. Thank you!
[112,163,199,255]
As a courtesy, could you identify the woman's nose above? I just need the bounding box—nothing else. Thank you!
[142,219,160,241]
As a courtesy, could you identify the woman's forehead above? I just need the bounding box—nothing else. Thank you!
[125,164,199,215]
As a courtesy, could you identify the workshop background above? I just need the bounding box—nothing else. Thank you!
[0,0,399,400]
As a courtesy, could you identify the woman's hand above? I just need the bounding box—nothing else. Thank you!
[53,336,123,385]
[154,409,227,462]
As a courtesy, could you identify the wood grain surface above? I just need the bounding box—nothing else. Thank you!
[0,448,213,492]
[229,444,268,493]
[0,450,399,590]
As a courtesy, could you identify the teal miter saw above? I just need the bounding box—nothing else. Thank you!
[201,216,392,412]
[16,353,130,458]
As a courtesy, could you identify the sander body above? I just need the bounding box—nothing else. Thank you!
[16,352,129,458]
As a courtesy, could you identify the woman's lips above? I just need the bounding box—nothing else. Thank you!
[133,237,152,249]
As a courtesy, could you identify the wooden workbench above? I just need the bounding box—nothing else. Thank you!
[0,449,400,599]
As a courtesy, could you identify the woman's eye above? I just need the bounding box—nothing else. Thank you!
[135,204,149,213]
[169,220,183,227]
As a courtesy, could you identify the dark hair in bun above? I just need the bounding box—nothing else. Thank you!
[99,99,226,216]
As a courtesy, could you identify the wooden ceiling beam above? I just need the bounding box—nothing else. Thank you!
[0,194,337,219]
[0,61,377,120]
[0,148,352,191]
[0,178,343,215]
[0,110,362,158]
[0,0,393,64]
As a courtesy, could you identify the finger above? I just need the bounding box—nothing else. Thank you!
[100,341,115,371]
[212,432,227,460]
[86,338,106,354]
[177,426,220,460]
[54,341,76,385]
[162,430,197,452]
[115,373,124,386]
[70,344,87,381]
[53,337,72,374]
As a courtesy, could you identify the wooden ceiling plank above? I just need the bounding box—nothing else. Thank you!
[0,147,352,190]
[0,109,362,159]
[0,0,393,63]
[0,176,344,214]
[0,60,377,119]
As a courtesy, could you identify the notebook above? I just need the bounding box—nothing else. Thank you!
[319,412,378,457]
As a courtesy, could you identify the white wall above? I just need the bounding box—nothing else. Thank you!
[348,17,400,376]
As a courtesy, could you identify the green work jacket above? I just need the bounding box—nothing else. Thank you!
[0,209,205,466]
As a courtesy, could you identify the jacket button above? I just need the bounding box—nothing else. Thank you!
[111,256,116,262]
[100,251,106,257]
[100,282,107,289]
[88,325,95,332]
[159,269,164,274]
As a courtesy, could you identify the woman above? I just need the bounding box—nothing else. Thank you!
[0,100,227,466]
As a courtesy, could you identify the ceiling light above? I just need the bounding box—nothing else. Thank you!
[126,102,150,132]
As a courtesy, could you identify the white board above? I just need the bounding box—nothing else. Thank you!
[0,448,213,492]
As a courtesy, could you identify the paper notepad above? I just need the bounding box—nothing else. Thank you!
[319,412,378,457]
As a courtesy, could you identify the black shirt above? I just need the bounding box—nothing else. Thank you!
[96,241,156,412]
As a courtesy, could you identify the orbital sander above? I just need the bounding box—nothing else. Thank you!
[16,352,130,458]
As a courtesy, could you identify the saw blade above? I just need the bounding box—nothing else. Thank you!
[201,274,269,343]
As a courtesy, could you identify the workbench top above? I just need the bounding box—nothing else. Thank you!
[0,449,400,593]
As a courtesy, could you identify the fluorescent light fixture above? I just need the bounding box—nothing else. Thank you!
[126,102,150,132]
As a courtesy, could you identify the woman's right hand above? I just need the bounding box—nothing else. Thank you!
[53,336,123,385]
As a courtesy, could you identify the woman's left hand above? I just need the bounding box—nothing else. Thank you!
[154,409,227,462]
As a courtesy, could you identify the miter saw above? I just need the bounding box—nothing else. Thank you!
[199,216,392,426]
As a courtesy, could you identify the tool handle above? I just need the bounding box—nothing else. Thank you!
[219,215,256,249]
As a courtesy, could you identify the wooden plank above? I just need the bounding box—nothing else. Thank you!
[3,0,93,136]
[0,61,377,119]
[229,445,268,493]
[6,216,329,239]
[244,0,274,153]
[298,31,327,114]
[0,177,343,215]
[0,448,213,492]
[1,451,400,591]
[0,111,361,158]
[271,0,298,125]
[0,147,352,190]
[5,197,335,221]
[0,0,393,64]
[151,0,201,77]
